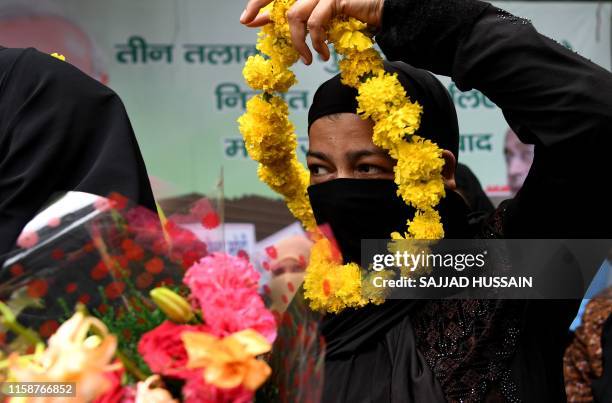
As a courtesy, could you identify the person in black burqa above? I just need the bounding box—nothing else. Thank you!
[241,0,612,401]
[455,162,494,215]
[0,47,155,257]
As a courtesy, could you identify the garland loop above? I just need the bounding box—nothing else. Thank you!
[238,0,446,314]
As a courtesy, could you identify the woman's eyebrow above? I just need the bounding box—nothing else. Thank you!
[346,149,389,163]
[306,150,331,163]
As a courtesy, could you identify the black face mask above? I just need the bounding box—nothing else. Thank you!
[307,178,471,265]
[307,179,416,265]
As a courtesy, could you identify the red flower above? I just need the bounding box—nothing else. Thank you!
[145,257,164,274]
[105,282,126,299]
[121,239,136,251]
[51,248,64,260]
[27,279,48,298]
[138,321,208,379]
[109,256,130,278]
[78,294,91,304]
[152,239,168,255]
[108,192,129,210]
[181,250,201,270]
[93,366,134,403]
[65,283,78,293]
[237,249,250,262]
[201,212,220,229]
[10,264,24,277]
[182,374,253,403]
[39,320,59,338]
[124,245,144,261]
[135,272,153,289]
[265,246,278,259]
[98,304,109,314]
[91,261,110,280]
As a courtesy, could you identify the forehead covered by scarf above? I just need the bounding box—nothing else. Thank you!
[307,61,460,158]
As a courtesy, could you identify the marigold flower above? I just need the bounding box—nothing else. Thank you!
[357,72,408,120]
[328,17,373,53]
[372,103,423,149]
[338,48,384,88]
[407,208,445,240]
[243,54,296,92]
[50,52,65,61]
[303,238,369,313]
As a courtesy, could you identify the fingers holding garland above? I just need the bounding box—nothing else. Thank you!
[240,0,274,24]
[307,0,336,62]
[245,11,271,27]
[286,0,321,64]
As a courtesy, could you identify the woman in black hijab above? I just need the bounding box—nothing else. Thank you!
[0,47,155,256]
[240,0,612,401]
[306,61,511,403]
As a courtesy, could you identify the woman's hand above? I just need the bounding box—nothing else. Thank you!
[239,0,384,65]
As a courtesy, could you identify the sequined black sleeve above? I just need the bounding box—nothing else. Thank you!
[375,2,612,402]
[377,0,612,238]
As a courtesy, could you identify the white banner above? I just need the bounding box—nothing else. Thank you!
[1,0,609,198]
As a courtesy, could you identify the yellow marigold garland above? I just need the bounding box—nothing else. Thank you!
[238,2,446,314]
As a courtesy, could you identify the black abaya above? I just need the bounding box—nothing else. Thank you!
[318,0,612,402]
[0,47,155,256]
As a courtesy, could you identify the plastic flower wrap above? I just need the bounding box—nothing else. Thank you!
[0,192,207,355]
[0,191,328,402]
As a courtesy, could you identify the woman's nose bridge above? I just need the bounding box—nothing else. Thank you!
[336,166,355,179]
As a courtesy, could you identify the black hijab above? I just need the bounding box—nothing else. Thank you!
[303,61,531,403]
[0,47,155,257]
[308,61,460,158]
[306,61,469,265]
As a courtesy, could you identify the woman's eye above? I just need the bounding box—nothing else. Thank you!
[308,164,330,176]
[357,164,383,174]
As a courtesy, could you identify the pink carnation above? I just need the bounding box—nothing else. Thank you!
[184,253,276,343]
[203,288,277,343]
[184,253,260,296]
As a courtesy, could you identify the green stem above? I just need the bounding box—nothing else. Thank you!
[0,301,43,346]
[116,349,148,381]
[78,303,148,382]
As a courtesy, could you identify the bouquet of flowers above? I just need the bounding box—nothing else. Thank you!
[0,192,324,402]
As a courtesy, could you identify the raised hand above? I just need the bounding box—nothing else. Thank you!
[239,0,384,64]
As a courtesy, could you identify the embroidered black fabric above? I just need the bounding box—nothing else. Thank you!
[410,202,525,402]
[376,0,489,75]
